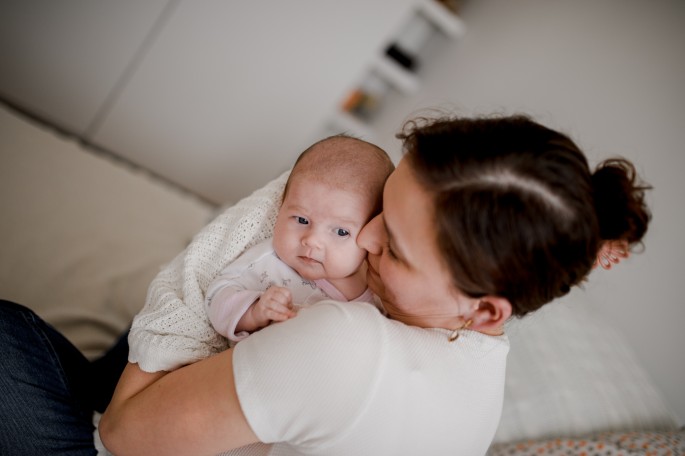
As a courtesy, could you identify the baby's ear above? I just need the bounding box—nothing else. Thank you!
[470,296,512,332]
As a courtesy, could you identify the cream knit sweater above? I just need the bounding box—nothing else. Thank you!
[128,171,289,372]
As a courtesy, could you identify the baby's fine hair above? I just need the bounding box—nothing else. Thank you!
[399,114,651,317]
[285,135,395,216]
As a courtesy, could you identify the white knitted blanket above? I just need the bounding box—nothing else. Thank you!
[128,171,289,372]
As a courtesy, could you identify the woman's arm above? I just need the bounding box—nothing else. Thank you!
[100,350,259,456]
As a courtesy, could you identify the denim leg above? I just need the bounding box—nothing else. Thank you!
[91,327,130,413]
[0,300,97,455]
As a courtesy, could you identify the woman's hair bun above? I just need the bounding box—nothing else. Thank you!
[591,158,652,245]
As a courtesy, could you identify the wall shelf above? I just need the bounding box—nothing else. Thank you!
[417,0,465,38]
[373,55,420,94]
[330,0,466,138]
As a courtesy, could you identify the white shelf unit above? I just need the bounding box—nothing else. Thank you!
[418,0,466,38]
[328,0,466,140]
[373,55,420,94]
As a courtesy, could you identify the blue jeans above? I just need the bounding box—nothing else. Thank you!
[0,300,129,455]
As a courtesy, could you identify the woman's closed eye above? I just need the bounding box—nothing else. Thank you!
[386,242,401,262]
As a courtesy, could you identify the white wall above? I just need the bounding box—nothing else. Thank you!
[370,0,685,424]
[0,0,418,204]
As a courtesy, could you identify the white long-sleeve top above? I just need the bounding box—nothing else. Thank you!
[205,238,375,342]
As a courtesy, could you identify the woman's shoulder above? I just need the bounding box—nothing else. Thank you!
[233,301,389,391]
[234,300,509,370]
[304,300,385,321]
[254,300,389,346]
[291,301,509,351]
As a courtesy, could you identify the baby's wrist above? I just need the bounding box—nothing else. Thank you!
[250,300,272,327]
[237,301,263,333]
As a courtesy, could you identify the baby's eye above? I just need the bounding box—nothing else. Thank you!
[335,228,350,237]
[295,216,309,225]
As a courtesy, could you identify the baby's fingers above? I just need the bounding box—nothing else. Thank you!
[259,287,296,320]
[262,286,292,307]
[264,306,296,322]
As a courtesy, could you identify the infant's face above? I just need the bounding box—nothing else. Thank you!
[273,179,371,281]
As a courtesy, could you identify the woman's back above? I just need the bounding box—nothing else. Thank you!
[230,301,509,455]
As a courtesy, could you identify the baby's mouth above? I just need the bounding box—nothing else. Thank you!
[298,256,321,265]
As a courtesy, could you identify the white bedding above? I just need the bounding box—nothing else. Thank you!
[493,301,678,443]
[0,102,679,450]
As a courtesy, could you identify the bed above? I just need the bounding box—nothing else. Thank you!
[1,102,682,455]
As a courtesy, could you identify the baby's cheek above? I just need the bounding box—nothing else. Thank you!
[350,246,369,269]
[273,227,295,257]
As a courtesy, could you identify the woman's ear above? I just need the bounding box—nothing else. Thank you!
[470,296,512,333]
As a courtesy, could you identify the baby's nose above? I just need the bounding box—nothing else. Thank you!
[302,232,322,248]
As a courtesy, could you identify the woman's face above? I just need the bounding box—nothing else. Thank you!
[357,158,473,329]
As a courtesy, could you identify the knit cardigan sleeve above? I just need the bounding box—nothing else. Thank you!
[128,171,289,372]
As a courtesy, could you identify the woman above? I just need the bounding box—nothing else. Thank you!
[0,114,650,455]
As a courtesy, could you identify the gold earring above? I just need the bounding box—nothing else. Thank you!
[448,319,473,342]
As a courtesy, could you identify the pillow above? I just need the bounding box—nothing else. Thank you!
[0,104,215,358]
[488,429,685,456]
[492,299,679,444]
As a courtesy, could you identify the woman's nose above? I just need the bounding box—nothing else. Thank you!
[357,214,384,254]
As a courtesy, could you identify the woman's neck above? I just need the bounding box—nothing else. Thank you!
[383,309,505,337]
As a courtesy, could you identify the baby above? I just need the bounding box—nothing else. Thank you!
[205,135,395,342]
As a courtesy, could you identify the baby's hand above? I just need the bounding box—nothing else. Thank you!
[255,286,297,322]
[238,286,298,333]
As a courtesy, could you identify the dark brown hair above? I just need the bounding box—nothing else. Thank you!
[398,114,651,317]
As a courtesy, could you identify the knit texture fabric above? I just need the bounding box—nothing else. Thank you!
[128,171,289,372]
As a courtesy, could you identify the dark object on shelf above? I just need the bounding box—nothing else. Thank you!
[385,44,416,71]
[383,12,436,74]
